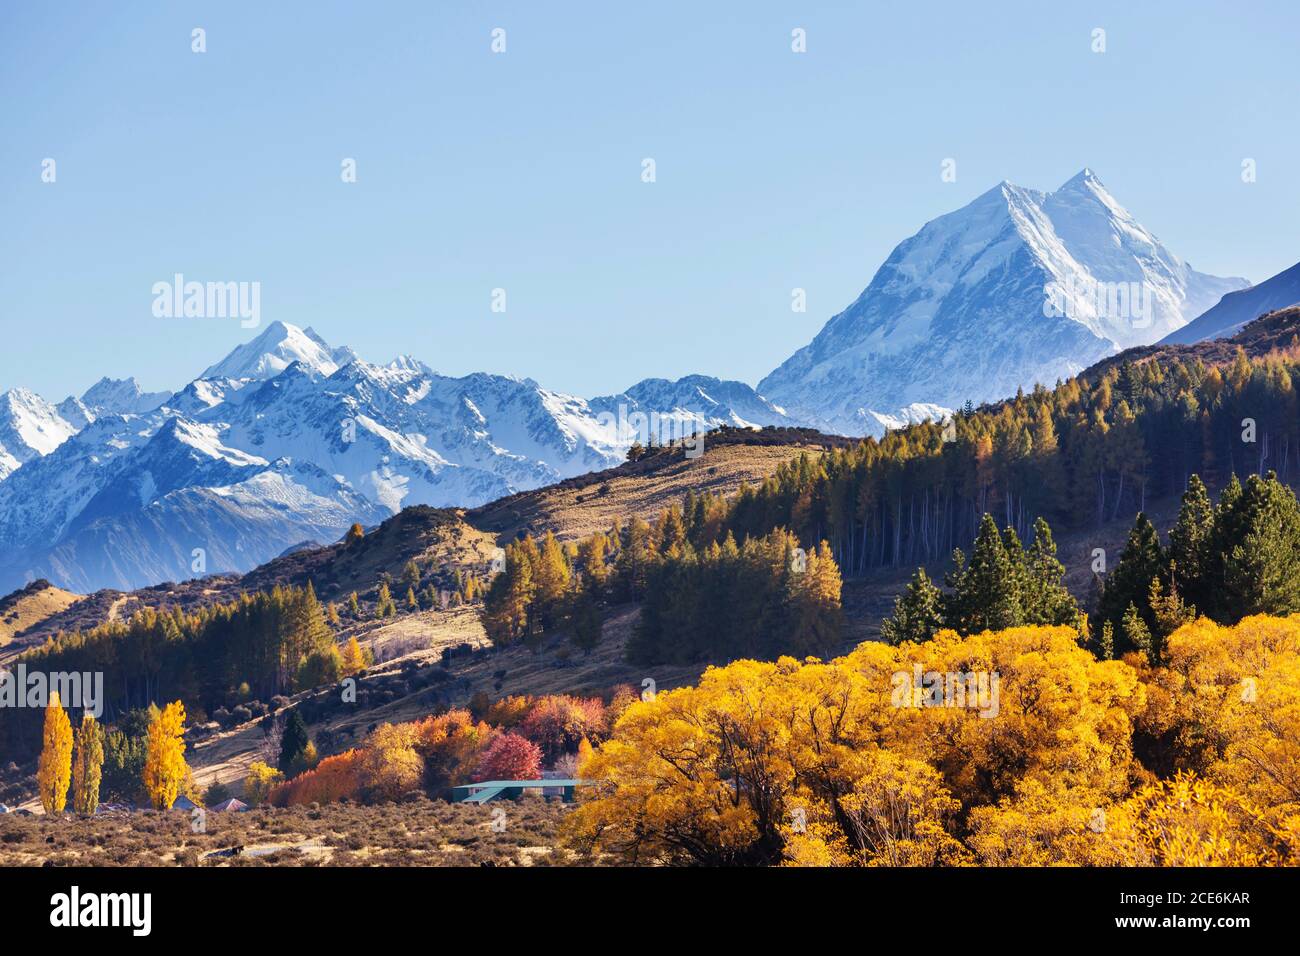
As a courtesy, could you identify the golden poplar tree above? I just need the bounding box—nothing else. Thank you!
[142,700,189,809]
[71,713,104,816]
[36,691,73,814]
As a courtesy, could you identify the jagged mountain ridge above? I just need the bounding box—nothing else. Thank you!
[0,322,791,592]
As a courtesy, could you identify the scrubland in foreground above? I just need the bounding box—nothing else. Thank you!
[0,795,577,867]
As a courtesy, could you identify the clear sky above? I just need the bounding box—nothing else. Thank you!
[3,0,1297,402]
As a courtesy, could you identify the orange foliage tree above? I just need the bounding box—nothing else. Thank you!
[270,750,365,806]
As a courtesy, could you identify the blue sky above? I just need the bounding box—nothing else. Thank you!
[2,0,1297,402]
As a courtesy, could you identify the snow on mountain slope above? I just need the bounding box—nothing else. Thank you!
[865,402,952,434]
[759,170,1248,436]
[591,375,797,432]
[200,321,346,381]
[1160,260,1300,344]
[0,324,795,593]
[27,463,389,594]
[0,412,194,552]
[82,376,173,417]
[0,388,78,479]
[55,377,172,430]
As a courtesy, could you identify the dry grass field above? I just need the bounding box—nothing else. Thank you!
[0,581,83,661]
[469,440,830,544]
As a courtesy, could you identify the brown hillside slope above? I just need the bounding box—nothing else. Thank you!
[468,426,848,543]
[1077,304,1300,381]
[2,429,841,644]
[0,580,83,662]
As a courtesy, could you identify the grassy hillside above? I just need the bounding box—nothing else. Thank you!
[467,427,846,543]
[0,580,83,659]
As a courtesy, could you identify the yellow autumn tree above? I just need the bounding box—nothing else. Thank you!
[1098,772,1292,866]
[1134,614,1300,808]
[70,714,104,817]
[142,700,189,809]
[575,737,594,777]
[244,760,285,806]
[565,655,971,866]
[853,626,1145,808]
[36,691,73,814]
[339,636,369,677]
[362,722,425,799]
[566,624,1147,866]
[963,616,1300,866]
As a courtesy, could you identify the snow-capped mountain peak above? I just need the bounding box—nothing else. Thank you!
[0,387,79,479]
[200,320,344,382]
[0,320,800,593]
[759,170,1248,436]
[79,376,172,417]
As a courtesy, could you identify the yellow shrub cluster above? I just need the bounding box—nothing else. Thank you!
[567,617,1300,866]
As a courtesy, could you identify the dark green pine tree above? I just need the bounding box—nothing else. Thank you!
[656,504,689,554]
[881,567,945,645]
[277,709,312,775]
[1202,473,1244,614]
[947,514,1021,634]
[1095,512,1165,655]
[1001,524,1030,610]
[567,587,604,655]
[684,490,705,546]
[1022,517,1083,629]
[1219,472,1300,618]
[1167,474,1214,612]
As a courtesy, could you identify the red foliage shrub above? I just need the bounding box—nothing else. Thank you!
[517,695,608,763]
[474,733,542,782]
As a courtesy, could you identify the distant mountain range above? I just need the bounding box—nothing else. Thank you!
[760,169,1249,435]
[0,322,793,593]
[1,170,1283,595]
